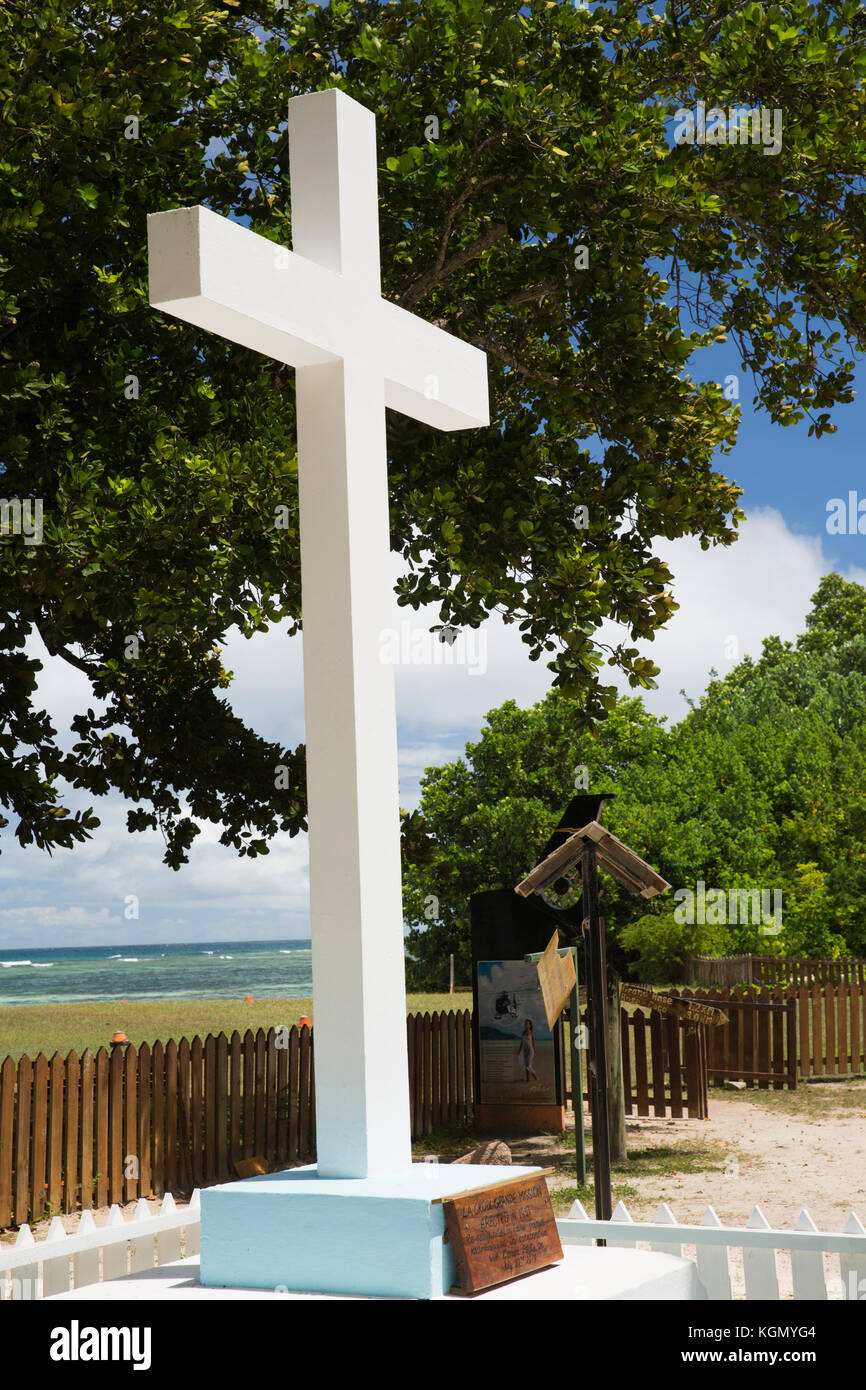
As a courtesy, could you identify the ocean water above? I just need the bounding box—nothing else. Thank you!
[0,940,313,1006]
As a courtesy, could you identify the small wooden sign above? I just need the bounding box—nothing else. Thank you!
[536,930,576,1029]
[438,1169,563,1296]
[620,983,728,1027]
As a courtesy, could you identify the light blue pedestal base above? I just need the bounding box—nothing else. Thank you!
[200,1163,541,1300]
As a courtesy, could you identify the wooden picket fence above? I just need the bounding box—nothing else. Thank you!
[407,1009,473,1138]
[673,990,798,1090]
[0,1028,317,1230]
[0,1012,474,1229]
[565,1007,709,1120]
[682,954,754,988]
[674,985,866,1084]
[0,1001,714,1229]
[684,954,866,989]
[620,1009,709,1119]
[795,982,866,1079]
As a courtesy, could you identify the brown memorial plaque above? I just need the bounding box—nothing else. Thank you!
[437,1169,562,1295]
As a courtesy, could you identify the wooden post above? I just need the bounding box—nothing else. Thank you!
[581,844,612,1222]
[607,967,627,1164]
[571,962,587,1187]
[786,997,798,1090]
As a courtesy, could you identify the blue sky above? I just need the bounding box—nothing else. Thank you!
[695,338,866,552]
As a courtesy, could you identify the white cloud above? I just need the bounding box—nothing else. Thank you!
[606,508,866,721]
[0,906,122,933]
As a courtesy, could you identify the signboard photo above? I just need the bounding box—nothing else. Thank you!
[476,959,558,1106]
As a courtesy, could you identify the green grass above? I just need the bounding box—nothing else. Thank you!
[0,993,473,1062]
[552,1182,638,1215]
[613,1141,729,1178]
[548,1138,732,1215]
[411,1123,481,1157]
[556,1126,729,1171]
[715,1077,866,1117]
[557,1132,729,1175]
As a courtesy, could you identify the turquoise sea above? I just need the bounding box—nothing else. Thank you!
[0,940,313,1006]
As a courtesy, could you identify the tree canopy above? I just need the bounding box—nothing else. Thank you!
[3,0,866,867]
[403,575,866,987]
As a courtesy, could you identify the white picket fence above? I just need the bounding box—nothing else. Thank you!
[558,1200,866,1301]
[3,1191,865,1300]
[0,1192,200,1300]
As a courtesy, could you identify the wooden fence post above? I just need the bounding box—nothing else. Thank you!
[620,1008,633,1116]
[123,1044,138,1204]
[265,1028,279,1168]
[164,1040,178,1196]
[47,1053,65,1216]
[203,1034,217,1187]
[0,1056,15,1228]
[684,1025,701,1118]
[152,1041,165,1197]
[138,1043,152,1198]
[786,999,798,1090]
[190,1036,203,1189]
[298,1023,312,1161]
[215,1033,229,1181]
[633,1010,649,1116]
[852,979,863,1075]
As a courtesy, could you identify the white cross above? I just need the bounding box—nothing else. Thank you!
[148,89,488,1179]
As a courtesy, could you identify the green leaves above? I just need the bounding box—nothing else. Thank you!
[403,576,866,982]
[4,0,866,869]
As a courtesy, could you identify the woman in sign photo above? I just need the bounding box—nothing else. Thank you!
[517,1018,539,1082]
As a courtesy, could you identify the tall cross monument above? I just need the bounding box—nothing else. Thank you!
[148,89,489,1180]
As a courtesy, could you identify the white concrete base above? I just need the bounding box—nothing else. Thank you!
[47,1246,705,1301]
[199,1161,542,1299]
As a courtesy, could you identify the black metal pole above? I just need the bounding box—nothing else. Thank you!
[581,844,612,1222]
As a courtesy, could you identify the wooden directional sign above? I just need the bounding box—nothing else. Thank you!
[437,1169,562,1295]
[620,983,728,1027]
[536,930,576,1030]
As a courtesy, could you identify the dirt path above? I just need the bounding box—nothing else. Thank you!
[549,1081,866,1230]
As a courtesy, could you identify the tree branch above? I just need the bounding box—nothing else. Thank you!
[35,623,99,678]
[701,0,754,47]
[400,223,509,310]
[500,281,561,309]
[473,333,560,386]
[636,0,757,102]
[34,620,139,715]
